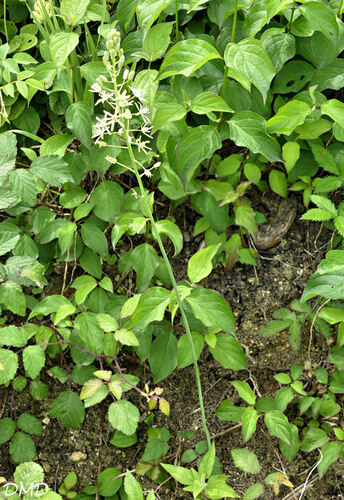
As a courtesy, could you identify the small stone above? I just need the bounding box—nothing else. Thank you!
[70,452,87,462]
[42,463,50,473]
[42,417,50,425]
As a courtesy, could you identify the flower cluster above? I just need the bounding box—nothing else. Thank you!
[90,27,156,173]
[32,0,52,23]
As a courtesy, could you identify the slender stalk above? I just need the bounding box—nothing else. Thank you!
[3,0,8,43]
[122,125,211,449]
[220,0,238,116]
[175,0,179,42]
[288,0,297,33]
[337,0,344,16]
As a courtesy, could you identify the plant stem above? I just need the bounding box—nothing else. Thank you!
[3,0,8,43]
[220,0,238,117]
[337,0,344,16]
[175,0,179,42]
[288,0,296,33]
[122,126,211,449]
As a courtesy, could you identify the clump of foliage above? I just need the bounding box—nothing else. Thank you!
[0,0,344,498]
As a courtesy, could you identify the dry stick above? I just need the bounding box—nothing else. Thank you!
[122,126,211,449]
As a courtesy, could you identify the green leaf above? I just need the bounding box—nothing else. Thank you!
[90,180,123,222]
[282,141,300,173]
[149,330,178,383]
[72,275,97,305]
[81,223,108,256]
[302,269,344,301]
[264,410,292,446]
[269,170,287,198]
[58,221,76,254]
[110,431,138,448]
[114,328,139,346]
[231,448,260,474]
[178,332,204,369]
[10,432,36,464]
[0,131,17,177]
[49,391,85,429]
[242,406,258,442]
[124,471,144,500]
[261,31,295,73]
[60,0,90,25]
[199,442,216,479]
[187,244,221,283]
[30,155,74,186]
[267,100,310,136]
[153,92,187,131]
[300,428,330,452]
[301,208,333,222]
[96,313,118,332]
[190,92,233,114]
[49,32,79,69]
[160,464,194,485]
[108,400,140,435]
[17,414,43,435]
[0,417,16,444]
[0,282,26,316]
[317,441,341,477]
[79,378,103,400]
[29,295,72,318]
[153,220,183,256]
[66,101,93,149]
[0,223,20,256]
[300,1,338,41]
[209,335,247,370]
[186,289,236,334]
[40,134,74,157]
[74,312,104,354]
[132,243,159,292]
[129,287,171,331]
[321,99,344,128]
[97,467,122,497]
[137,0,172,33]
[23,345,45,379]
[224,38,275,102]
[231,381,256,405]
[0,326,27,347]
[235,205,258,234]
[139,22,173,62]
[176,125,222,186]
[229,111,281,162]
[159,39,221,80]
[9,169,37,207]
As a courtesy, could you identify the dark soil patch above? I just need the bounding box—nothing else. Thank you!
[1,195,343,499]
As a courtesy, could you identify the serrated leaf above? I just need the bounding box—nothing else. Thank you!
[264,410,292,445]
[186,289,236,334]
[49,391,85,429]
[30,155,73,186]
[0,282,26,316]
[23,345,45,379]
[0,131,17,177]
[79,378,103,400]
[114,328,139,346]
[9,169,37,207]
[108,400,140,435]
[231,448,260,474]
[10,432,36,464]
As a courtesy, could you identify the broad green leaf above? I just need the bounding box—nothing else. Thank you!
[10,432,36,464]
[152,92,187,131]
[301,269,344,301]
[160,464,194,485]
[199,442,215,479]
[129,287,171,331]
[108,400,140,435]
[54,303,76,325]
[300,428,330,452]
[58,221,76,254]
[279,423,300,463]
[17,414,43,435]
[0,349,18,384]
[74,312,104,354]
[66,101,93,149]
[267,100,310,136]
[264,410,292,446]
[272,60,314,94]
[132,243,159,292]
[0,326,27,347]
[23,345,45,379]
[242,406,258,442]
[311,59,344,91]
[231,449,260,474]
[317,441,341,477]
[0,282,26,316]
[81,223,108,256]
[228,111,281,162]
[209,335,247,370]
[261,31,295,74]
[137,0,172,33]
[159,39,221,80]
[117,0,138,32]
[235,204,258,234]
[124,471,144,500]
[0,223,20,256]
[153,220,183,256]
[97,468,122,497]
[231,381,256,405]
[186,289,235,333]
[132,69,159,115]
[321,99,344,128]
[188,244,221,283]
[0,131,17,177]
[282,142,300,174]
[79,378,103,400]
[114,328,139,346]
[49,391,85,429]
[224,38,275,102]
[269,170,287,198]
[9,169,37,207]
[190,92,233,114]
[138,22,173,62]
[243,483,265,500]
[0,418,16,444]
[178,332,204,369]
[149,329,178,382]
[206,475,239,498]
[49,32,79,69]
[40,134,74,156]
[176,125,222,186]
[90,180,123,222]
[29,295,72,318]
[72,275,97,305]
[60,0,90,25]
[30,155,74,186]
[300,2,338,41]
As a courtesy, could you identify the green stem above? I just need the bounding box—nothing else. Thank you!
[288,0,296,33]
[337,0,344,16]
[175,0,179,42]
[123,126,211,449]
[220,0,237,117]
[3,0,8,43]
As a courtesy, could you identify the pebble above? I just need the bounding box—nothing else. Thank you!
[70,452,87,462]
